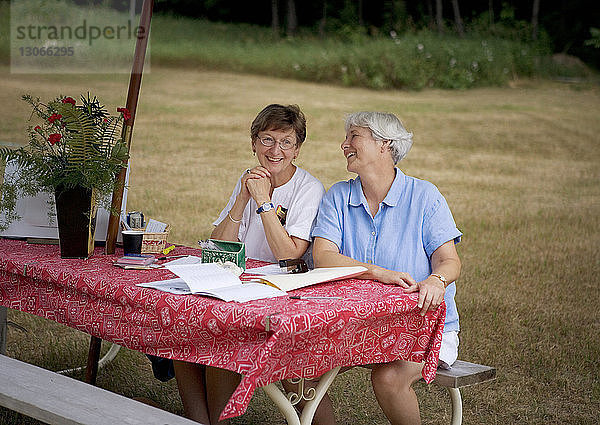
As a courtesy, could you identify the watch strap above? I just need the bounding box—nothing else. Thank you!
[256,201,275,214]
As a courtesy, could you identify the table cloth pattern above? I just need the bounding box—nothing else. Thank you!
[0,239,445,420]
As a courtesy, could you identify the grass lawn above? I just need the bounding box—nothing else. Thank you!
[1,66,599,424]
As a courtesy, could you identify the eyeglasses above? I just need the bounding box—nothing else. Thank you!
[257,136,296,150]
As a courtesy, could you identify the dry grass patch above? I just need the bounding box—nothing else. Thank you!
[1,66,599,424]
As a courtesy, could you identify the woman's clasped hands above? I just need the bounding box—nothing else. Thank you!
[241,166,272,203]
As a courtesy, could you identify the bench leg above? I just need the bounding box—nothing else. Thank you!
[447,387,463,425]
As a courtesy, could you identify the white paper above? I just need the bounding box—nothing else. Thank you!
[259,266,367,292]
[137,278,191,295]
[137,278,287,301]
[165,263,242,292]
[161,255,202,266]
[204,283,287,302]
[244,263,286,276]
[145,218,168,233]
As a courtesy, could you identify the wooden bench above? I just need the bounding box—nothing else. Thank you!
[431,360,496,425]
[0,353,201,425]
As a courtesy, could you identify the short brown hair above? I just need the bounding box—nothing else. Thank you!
[250,104,307,146]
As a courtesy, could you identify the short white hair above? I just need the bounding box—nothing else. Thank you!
[345,112,413,164]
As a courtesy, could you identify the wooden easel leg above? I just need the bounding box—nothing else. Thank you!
[85,336,102,384]
[0,306,7,355]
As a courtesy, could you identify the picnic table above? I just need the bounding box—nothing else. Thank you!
[0,238,445,423]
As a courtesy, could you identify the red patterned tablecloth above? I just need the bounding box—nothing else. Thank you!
[0,238,445,420]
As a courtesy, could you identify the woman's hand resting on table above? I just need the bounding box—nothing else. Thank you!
[373,268,417,290]
[374,268,444,316]
[413,277,445,316]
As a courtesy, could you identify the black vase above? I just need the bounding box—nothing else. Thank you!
[54,185,98,259]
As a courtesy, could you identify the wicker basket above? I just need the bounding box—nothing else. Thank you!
[132,224,170,254]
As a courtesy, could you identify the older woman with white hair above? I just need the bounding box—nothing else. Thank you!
[311,111,462,425]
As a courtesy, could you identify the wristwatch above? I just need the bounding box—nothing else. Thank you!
[430,273,448,288]
[256,201,275,214]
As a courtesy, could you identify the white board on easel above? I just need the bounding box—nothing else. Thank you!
[0,161,129,243]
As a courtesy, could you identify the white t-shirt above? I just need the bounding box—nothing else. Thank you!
[213,167,325,263]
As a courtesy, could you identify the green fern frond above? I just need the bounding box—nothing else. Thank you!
[95,116,121,157]
[51,101,96,172]
[0,146,37,169]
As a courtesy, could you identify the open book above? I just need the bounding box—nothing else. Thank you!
[250,266,367,292]
[137,260,366,302]
[137,278,287,302]
[137,261,287,302]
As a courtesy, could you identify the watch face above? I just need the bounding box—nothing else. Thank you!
[257,202,274,214]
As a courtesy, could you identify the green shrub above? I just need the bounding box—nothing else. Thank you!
[149,16,558,90]
[1,2,590,90]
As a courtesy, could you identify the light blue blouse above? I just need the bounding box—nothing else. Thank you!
[312,168,462,332]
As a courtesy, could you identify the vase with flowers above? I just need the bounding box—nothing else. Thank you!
[0,94,130,258]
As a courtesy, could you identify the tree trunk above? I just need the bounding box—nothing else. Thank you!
[531,0,540,40]
[358,0,364,27]
[426,0,434,30]
[319,1,327,38]
[286,0,297,37]
[451,0,464,37]
[271,0,280,36]
[436,0,443,34]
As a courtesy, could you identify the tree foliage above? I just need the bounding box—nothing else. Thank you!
[147,0,599,68]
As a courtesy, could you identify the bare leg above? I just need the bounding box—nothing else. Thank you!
[281,379,336,425]
[205,366,242,425]
[173,360,210,424]
[370,360,423,425]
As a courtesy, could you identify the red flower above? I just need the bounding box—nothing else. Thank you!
[117,107,131,122]
[34,125,41,132]
[48,113,62,124]
[61,97,76,105]
[48,133,62,145]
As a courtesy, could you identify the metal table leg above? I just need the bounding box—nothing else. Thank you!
[262,366,341,425]
[57,341,121,376]
[85,336,102,384]
[0,306,120,381]
[0,306,7,355]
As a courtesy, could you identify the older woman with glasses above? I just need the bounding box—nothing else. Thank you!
[173,104,327,425]
[311,111,462,425]
[209,103,325,264]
